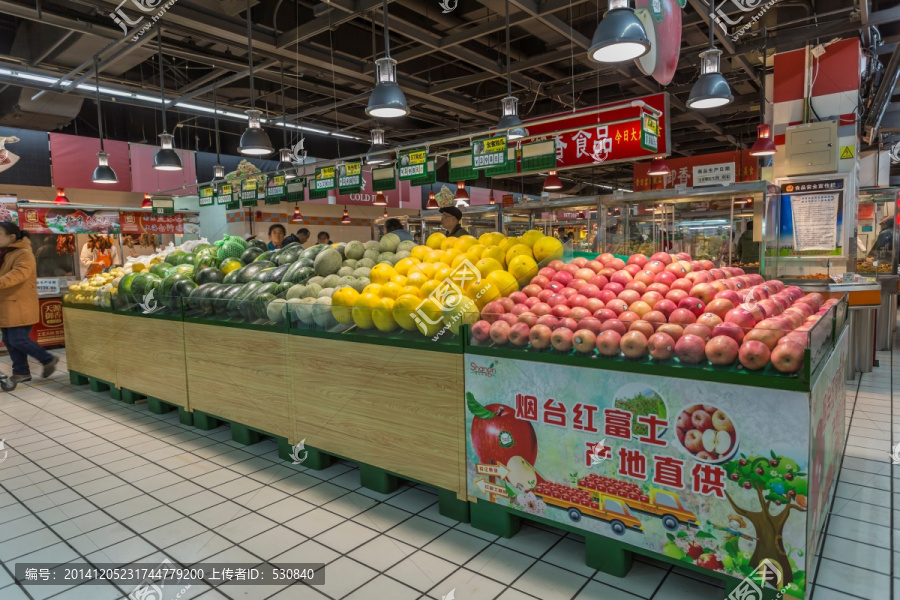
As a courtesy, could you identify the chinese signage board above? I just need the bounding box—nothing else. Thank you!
[522,93,669,171]
[633,150,758,191]
[199,186,215,206]
[152,197,175,216]
[640,114,659,153]
[20,208,120,234]
[473,136,508,169]
[692,162,735,187]
[37,278,60,295]
[216,183,232,205]
[777,178,845,254]
[34,298,64,346]
[0,197,18,224]
[240,178,258,204]
[314,166,336,191]
[502,194,515,208]
[398,149,427,180]
[266,175,286,204]
[337,163,362,193]
[120,212,199,235]
[465,354,814,596]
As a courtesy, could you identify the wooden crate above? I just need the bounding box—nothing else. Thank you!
[183,323,291,440]
[63,308,121,383]
[115,317,189,408]
[288,335,466,499]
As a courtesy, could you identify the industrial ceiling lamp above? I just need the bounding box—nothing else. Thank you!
[543,170,563,191]
[373,191,388,206]
[497,0,527,140]
[749,123,777,156]
[212,87,225,180]
[91,57,118,185]
[647,157,671,176]
[54,188,68,205]
[341,207,352,225]
[366,0,409,117]
[239,0,274,156]
[142,193,152,208]
[365,128,391,165]
[454,182,469,207]
[426,189,439,210]
[153,29,183,171]
[291,205,303,223]
[276,65,296,176]
[588,0,650,63]
[687,0,733,109]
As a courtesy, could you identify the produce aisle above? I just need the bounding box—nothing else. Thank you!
[0,344,892,600]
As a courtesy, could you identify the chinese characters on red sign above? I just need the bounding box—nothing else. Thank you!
[120,211,186,234]
[632,150,758,191]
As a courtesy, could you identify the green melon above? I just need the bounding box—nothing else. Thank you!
[379,233,401,253]
[313,248,343,276]
[195,267,225,285]
[344,241,366,260]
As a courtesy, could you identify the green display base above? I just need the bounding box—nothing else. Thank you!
[302,447,333,470]
[470,499,521,538]
[276,438,292,462]
[88,377,110,393]
[120,389,146,405]
[108,386,123,401]
[147,397,175,415]
[438,489,470,523]
[192,411,222,431]
[359,464,399,494]
[178,408,193,426]
[191,410,289,456]
[69,371,89,386]
[585,534,631,577]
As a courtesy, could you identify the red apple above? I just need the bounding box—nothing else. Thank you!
[770,340,804,373]
[654,270,677,286]
[690,283,717,305]
[597,290,617,304]
[532,302,552,317]
[648,332,676,360]
[573,329,597,353]
[537,289,555,303]
[624,264,642,277]
[725,307,756,328]
[635,269,656,285]
[653,299,677,319]
[552,271,574,286]
[585,298,605,314]
[650,252,673,265]
[629,320,655,339]
[579,284,602,299]
[705,298,735,320]
[498,313,518,326]
[666,262,689,278]
[645,259,667,274]
[599,267,617,279]
[509,291,528,305]
[596,330,622,356]
[610,271,633,286]
[535,315,559,330]
[643,310,667,328]
[522,284,543,298]
[569,306,591,321]
[711,321,745,343]
[607,299,629,315]
[675,334,706,364]
[594,308,617,322]
[546,282,564,294]
[587,260,604,274]
[691,409,713,431]
[551,327,574,352]
[604,282,625,295]
[640,291,664,307]
[657,323,684,342]
[678,296,706,317]
[588,275,609,289]
[600,319,627,336]
[551,304,571,319]
[618,289,642,305]
[676,411,692,430]
[739,340,771,370]
[472,320,491,342]
[671,278,694,293]
[575,268,596,281]
[683,429,704,453]
[715,290,742,305]
[524,297,541,309]
[517,312,538,327]
[625,281,648,294]
[696,312,723,329]
[627,253,648,267]
[646,283,670,296]
[562,264,580,277]
[620,330,648,359]
[571,257,589,268]
[558,317,579,332]
[469,399,538,467]
[481,301,505,323]
[684,323,712,341]
[490,320,511,344]
[744,325,781,350]
[665,289,689,304]
[669,308,697,326]
[618,311,640,326]
[508,322,531,346]
[705,335,739,365]
[577,316,603,335]
[629,301,652,317]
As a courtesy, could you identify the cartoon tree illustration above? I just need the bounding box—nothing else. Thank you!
[723,452,808,587]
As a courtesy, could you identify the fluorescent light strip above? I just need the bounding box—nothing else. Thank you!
[331,132,356,139]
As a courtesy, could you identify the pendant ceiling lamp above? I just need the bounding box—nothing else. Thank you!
[543,170,563,191]
[366,0,409,117]
[426,189,439,210]
[454,182,469,207]
[153,29,183,171]
[749,123,777,156]
[687,0,733,109]
[383,208,389,218]
[91,57,118,185]
[341,207,352,225]
[373,191,388,206]
[276,65,295,176]
[142,193,152,208]
[588,0,650,63]
[647,157,671,176]
[489,191,495,205]
[54,188,68,204]
[239,0,274,156]
[497,0,527,140]
[366,128,392,165]
[291,205,303,223]
[212,87,225,180]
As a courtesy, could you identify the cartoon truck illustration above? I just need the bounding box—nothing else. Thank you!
[533,482,643,536]
[577,475,700,531]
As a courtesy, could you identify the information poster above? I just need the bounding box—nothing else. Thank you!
[790,193,839,252]
[465,356,811,595]
[20,208,120,234]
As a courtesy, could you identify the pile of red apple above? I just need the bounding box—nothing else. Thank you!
[470,251,839,374]
[676,404,737,463]
[578,474,649,502]
[533,481,598,508]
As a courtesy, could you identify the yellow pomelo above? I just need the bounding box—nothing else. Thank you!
[370,263,397,284]
[454,235,478,252]
[400,285,421,298]
[440,237,456,251]
[442,295,479,336]
[410,245,431,261]
[467,279,501,309]
[406,271,430,288]
[393,294,422,331]
[533,236,565,263]
[351,293,381,329]
[362,283,383,296]
[372,297,398,332]
[426,250,445,263]
[419,279,441,299]
[394,257,420,276]
[426,232,446,249]
[331,287,360,324]
[465,244,485,264]
[413,296,444,336]
[379,281,403,300]
[409,262,436,279]
[498,237,520,255]
[519,229,545,248]
[507,254,539,286]
[451,254,468,269]
[480,246,505,264]
[390,274,408,287]
[478,232,494,246]
[434,266,453,281]
[486,270,519,296]
[505,243,533,266]
[474,257,504,277]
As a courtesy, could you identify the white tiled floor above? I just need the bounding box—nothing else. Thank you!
[0,344,893,600]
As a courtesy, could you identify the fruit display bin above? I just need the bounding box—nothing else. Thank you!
[460,305,849,600]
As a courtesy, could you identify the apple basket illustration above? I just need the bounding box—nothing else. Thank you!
[674,404,740,465]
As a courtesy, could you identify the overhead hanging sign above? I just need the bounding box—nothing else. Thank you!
[198,186,215,206]
[337,162,362,193]
[521,140,557,172]
[19,207,120,234]
[692,162,735,187]
[640,114,659,153]
[398,149,427,180]
[152,197,175,216]
[473,135,508,169]
[240,178,258,205]
[266,175,286,204]
[216,183,233,205]
[120,212,199,235]
[633,150,757,191]
[371,166,396,192]
[314,166,336,191]
[523,93,670,171]
[0,197,18,224]
[2,128,52,187]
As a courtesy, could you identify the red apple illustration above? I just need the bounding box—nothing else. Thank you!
[467,393,538,467]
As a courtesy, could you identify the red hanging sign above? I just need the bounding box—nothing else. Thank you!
[632,150,759,191]
[19,207,120,234]
[119,211,198,235]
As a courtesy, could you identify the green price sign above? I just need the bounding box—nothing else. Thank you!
[641,114,659,153]
[398,149,427,180]
[216,184,232,205]
[315,166,336,191]
[199,187,214,206]
[338,162,362,189]
[472,136,508,169]
[152,197,174,215]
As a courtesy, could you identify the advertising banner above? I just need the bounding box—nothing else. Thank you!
[0,127,52,187]
[120,212,199,235]
[19,207,120,234]
[465,357,811,594]
[522,93,669,171]
[49,133,132,191]
[195,152,280,185]
[633,150,758,191]
[34,298,65,346]
[0,197,18,223]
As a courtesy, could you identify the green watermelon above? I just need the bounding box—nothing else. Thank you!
[254,250,276,263]
[223,268,243,284]
[216,238,245,260]
[241,247,265,263]
[194,254,221,270]
[150,263,170,278]
[118,273,140,301]
[253,293,277,320]
[166,278,197,310]
[195,267,225,285]
[166,250,189,265]
[162,272,190,297]
[247,238,267,252]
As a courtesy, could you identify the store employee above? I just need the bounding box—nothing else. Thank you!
[439,206,469,238]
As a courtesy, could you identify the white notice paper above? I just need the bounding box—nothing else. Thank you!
[790,192,839,251]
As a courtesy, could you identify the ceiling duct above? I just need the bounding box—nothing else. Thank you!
[0,86,83,130]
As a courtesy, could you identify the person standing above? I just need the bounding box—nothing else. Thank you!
[283,228,310,247]
[384,218,413,242]
[79,235,119,278]
[267,224,287,250]
[736,221,760,264]
[439,207,469,238]
[0,222,58,383]
[317,231,331,245]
